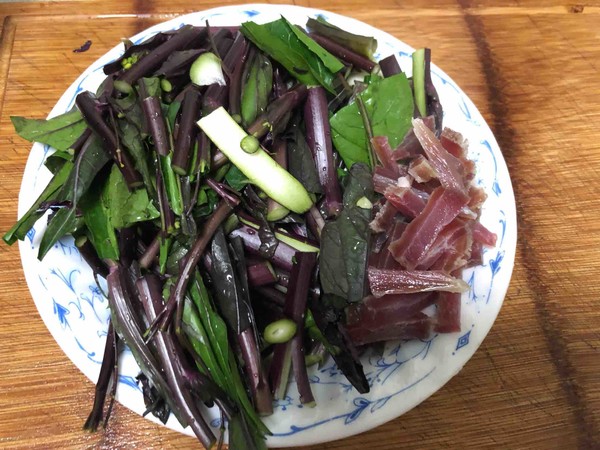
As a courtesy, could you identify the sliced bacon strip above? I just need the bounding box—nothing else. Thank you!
[468,186,487,211]
[373,169,396,194]
[368,267,469,297]
[441,128,476,182]
[389,187,468,269]
[379,220,406,270]
[412,118,467,196]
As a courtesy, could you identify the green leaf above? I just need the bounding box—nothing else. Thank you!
[241,18,342,93]
[11,109,87,152]
[286,19,344,73]
[37,207,79,260]
[80,179,119,261]
[3,161,73,245]
[117,119,155,195]
[38,136,111,259]
[330,74,414,168]
[286,122,322,194]
[102,164,159,229]
[140,77,162,98]
[44,150,74,174]
[185,273,270,437]
[319,163,374,303]
[224,165,250,191]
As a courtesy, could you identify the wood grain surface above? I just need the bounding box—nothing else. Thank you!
[1,1,599,449]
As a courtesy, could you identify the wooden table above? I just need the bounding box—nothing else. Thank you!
[1,1,598,449]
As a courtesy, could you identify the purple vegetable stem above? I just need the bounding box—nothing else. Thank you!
[304,87,342,218]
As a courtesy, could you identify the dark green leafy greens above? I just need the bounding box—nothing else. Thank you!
[3,161,73,245]
[330,73,414,168]
[241,17,343,93]
[319,163,374,303]
[10,109,87,152]
[39,135,110,259]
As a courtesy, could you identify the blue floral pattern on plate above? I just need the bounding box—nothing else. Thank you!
[16,4,517,448]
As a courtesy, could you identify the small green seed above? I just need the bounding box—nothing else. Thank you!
[160,78,173,92]
[305,354,322,367]
[264,318,297,344]
[114,80,133,94]
[74,235,88,248]
[240,135,260,154]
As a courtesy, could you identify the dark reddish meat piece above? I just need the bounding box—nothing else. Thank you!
[346,292,437,327]
[347,312,433,346]
[413,118,467,196]
[473,221,497,247]
[409,155,437,183]
[371,136,401,176]
[384,184,429,220]
[389,187,468,269]
[434,291,461,333]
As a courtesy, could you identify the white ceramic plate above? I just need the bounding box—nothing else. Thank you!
[17,4,517,447]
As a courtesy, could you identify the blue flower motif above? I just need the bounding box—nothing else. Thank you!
[456,331,471,351]
[53,299,70,329]
[489,251,504,277]
[210,417,222,428]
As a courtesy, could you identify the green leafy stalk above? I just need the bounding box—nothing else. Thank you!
[306,16,378,60]
[412,48,426,117]
[241,51,273,127]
